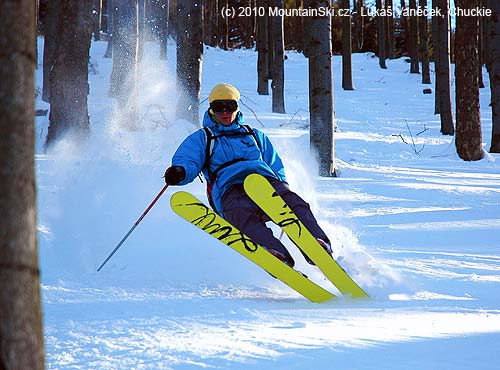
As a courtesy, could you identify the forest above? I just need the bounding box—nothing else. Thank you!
[32,0,500,162]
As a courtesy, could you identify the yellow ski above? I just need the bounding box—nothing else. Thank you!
[244,174,368,299]
[170,191,335,303]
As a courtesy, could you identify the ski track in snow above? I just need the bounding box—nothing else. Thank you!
[35,39,500,369]
[43,303,500,369]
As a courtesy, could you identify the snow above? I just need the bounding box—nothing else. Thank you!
[35,37,500,369]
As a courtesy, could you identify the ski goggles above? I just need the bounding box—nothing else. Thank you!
[210,100,238,114]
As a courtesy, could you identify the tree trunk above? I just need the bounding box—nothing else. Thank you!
[42,0,61,102]
[257,0,269,95]
[268,8,274,80]
[437,0,454,135]
[99,0,104,34]
[409,0,419,73]
[205,0,217,47]
[218,0,228,49]
[46,0,92,148]
[176,0,204,125]
[305,0,336,177]
[271,0,285,113]
[341,0,354,90]
[35,0,39,64]
[487,0,500,152]
[432,0,440,113]
[109,0,138,129]
[484,0,493,73]
[92,0,101,41]
[239,0,255,48]
[455,0,483,161]
[285,0,304,52]
[36,0,40,33]
[400,0,409,55]
[0,1,45,369]
[419,0,431,83]
[478,0,485,89]
[386,0,395,59]
[104,0,113,58]
[376,0,387,69]
[159,0,169,60]
[353,0,364,52]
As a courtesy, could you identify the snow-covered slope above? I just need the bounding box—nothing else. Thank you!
[36,38,500,369]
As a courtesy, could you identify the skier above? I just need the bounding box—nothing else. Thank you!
[164,83,332,267]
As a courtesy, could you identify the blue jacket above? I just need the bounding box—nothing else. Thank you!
[172,110,287,215]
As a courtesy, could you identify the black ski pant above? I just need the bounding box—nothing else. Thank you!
[220,178,329,263]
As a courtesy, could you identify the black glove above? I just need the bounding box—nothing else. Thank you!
[164,166,186,185]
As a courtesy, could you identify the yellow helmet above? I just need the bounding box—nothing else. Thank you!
[209,83,240,103]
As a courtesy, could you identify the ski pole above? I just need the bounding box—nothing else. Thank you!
[97,184,169,272]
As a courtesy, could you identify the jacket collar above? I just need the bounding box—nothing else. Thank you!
[202,110,245,133]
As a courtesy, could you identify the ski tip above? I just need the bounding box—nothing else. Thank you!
[244,173,262,183]
[170,191,191,206]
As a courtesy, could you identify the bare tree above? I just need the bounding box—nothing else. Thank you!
[218,0,229,49]
[478,0,485,88]
[104,0,113,58]
[419,0,431,83]
[46,0,93,147]
[285,0,305,52]
[455,0,483,160]
[386,0,395,59]
[271,0,285,113]
[176,0,204,124]
[159,0,170,60]
[409,0,419,73]
[92,0,102,41]
[268,10,275,81]
[36,0,40,32]
[486,0,500,152]
[376,0,387,69]
[109,0,139,129]
[42,0,61,102]
[432,0,440,113]
[35,0,40,64]
[436,0,454,135]
[400,0,410,55]
[353,0,364,52]
[235,0,256,48]
[341,0,354,90]
[257,0,270,95]
[0,1,45,369]
[204,0,218,47]
[305,0,336,177]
